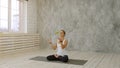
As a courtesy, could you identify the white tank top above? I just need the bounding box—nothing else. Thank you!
[56,39,67,56]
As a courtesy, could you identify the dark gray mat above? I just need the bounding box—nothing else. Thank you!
[30,56,87,65]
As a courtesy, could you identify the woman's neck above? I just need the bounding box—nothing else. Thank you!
[59,36,64,40]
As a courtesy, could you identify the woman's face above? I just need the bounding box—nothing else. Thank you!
[60,30,65,37]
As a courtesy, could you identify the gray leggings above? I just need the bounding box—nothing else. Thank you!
[47,55,69,62]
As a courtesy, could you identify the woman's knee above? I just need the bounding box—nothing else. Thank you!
[61,55,69,62]
[47,55,56,61]
[47,56,50,60]
[47,55,53,60]
[62,59,68,62]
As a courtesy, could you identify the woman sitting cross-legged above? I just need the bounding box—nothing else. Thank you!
[47,30,69,62]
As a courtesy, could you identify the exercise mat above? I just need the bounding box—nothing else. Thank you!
[30,56,87,65]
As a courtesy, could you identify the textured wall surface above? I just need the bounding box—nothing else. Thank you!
[27,0,38,33]
[37,0,120,53]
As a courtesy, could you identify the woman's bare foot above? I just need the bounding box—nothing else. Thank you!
[54,54,59,58]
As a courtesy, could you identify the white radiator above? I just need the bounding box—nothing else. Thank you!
[0,33,40,53]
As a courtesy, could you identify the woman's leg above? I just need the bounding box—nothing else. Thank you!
[58,55,69,62]
[47,55,59,61]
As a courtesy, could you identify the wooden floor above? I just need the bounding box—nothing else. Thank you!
[0,48,120,68]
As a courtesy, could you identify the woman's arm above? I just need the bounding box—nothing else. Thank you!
[48,39,57,50]
[50,43,57,50]
[60,40,68,49]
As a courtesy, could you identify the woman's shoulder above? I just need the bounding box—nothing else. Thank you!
[63,38,68,42]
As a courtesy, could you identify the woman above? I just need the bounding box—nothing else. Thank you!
[47,30,69,62]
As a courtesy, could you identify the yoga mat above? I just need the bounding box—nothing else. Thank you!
[30,56,87,65]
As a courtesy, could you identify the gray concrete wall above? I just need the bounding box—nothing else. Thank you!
[37,0,120,53]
